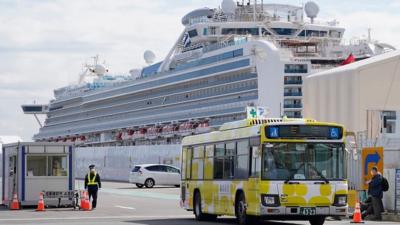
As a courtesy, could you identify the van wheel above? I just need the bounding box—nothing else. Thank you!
[136,184,144,188]
[309,216,326,225]
[144,178,155,188]
[235,192,254,225]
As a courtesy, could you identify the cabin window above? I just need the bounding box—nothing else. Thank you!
[188,29,198,37]
[27,156,47,176]
[26,155,68,177]
[48,156,68,176]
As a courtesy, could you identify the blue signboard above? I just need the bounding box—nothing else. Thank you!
[396,169,400,212]
[269,127,279,138]
[329,127,339,139]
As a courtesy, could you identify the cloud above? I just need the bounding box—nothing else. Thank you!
[0,0,399,141]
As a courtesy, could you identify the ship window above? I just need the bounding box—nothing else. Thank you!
[233,48,243,57]
[329,30,341,38]
[141,62,162,77]
[188,29,198,37]
[203,28,208,35]
[209,26,217,35]
[221,28,259,35]
[298,30,328,37]
[284,64,308,73]
[272,28,297,35]
[382,111,397,134]
[261,28,271,36]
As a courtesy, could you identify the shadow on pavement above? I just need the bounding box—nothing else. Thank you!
[125,218,303,225]
[117,186,179,190]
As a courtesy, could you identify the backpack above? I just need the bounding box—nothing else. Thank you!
[381,177,389,192]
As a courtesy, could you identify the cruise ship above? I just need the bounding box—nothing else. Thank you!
[27,0,395,148]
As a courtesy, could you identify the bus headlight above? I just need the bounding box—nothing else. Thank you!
[261,194,280,207]
[334,195,347,206]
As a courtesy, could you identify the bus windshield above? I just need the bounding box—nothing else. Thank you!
[262,143,346,180]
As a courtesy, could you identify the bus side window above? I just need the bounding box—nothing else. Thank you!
[235,140,249,179]
[204,145,214,179]
[214,143,224,179]
[181,148,187,179]
[224,142,236,179]
[192,146,204,180]
[186,147,193,180]
[250,146,261,177]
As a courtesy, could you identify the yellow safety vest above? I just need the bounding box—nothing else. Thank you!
[87,173,97,186]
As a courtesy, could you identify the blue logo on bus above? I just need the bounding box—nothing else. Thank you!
[329,127,339,139]
[269,127,279,138]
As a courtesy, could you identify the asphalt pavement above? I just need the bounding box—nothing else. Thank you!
[0,181,398,225]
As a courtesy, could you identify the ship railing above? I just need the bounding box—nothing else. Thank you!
[202,37,248,53]
[37,100,252,141]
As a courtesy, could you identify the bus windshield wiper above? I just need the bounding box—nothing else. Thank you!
[306,162,329,184]
[284,163,305,184]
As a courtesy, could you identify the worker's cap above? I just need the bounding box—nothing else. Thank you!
[89,164,95,169]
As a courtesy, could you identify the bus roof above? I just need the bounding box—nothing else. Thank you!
[181,118,345,146]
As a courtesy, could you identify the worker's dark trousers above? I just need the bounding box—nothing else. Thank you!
[88,186,98,208]
[371,196,383,219]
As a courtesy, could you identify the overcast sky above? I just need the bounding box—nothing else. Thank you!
[1,0,399,141]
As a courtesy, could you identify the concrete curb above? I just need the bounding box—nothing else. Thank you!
[382,213,400,222]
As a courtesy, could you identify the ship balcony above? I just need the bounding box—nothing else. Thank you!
[283,104,303,109]
[284,92,302,97]
[284,80,303,85]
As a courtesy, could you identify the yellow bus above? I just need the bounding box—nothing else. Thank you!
[180,118,348,225]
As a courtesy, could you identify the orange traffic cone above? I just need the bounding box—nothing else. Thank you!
[81,191,91,211]
[36,192,45,212]
[10,193,20,210]
[351,200,364,223]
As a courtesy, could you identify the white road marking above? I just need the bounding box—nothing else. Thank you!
[114,205,136,210]
[0,215,192,222]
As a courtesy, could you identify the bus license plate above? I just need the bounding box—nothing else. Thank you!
[300,207,316,215]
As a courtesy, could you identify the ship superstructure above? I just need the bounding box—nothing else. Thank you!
[30,0,395,146]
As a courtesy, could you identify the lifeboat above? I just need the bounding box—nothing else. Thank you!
[116,132,123,141]
[75,135,86,144]
[133,128,146,140]
[161,124,179,138]
[195,121,211,134]
[121,130,134,140]
[178,122,197,136]
[146,126,162,139]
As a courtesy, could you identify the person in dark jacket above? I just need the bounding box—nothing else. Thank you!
[84,164,102,209]
[362,166,383,220]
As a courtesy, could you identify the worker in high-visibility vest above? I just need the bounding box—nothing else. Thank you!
[84,164,102,209]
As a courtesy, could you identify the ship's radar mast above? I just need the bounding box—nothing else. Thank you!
[221,0,236,15]
[78,55,109,84]
[304,1,319,23]
[144,50,156,65]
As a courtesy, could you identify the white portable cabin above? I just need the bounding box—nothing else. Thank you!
[2,142,75,206]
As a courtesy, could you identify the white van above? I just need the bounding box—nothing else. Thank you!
[129,164,180,188]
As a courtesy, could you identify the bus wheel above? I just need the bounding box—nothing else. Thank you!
[193,191,217,221]
[194,191,205,221]
[309,216,326,225]
[235,193,252,225]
